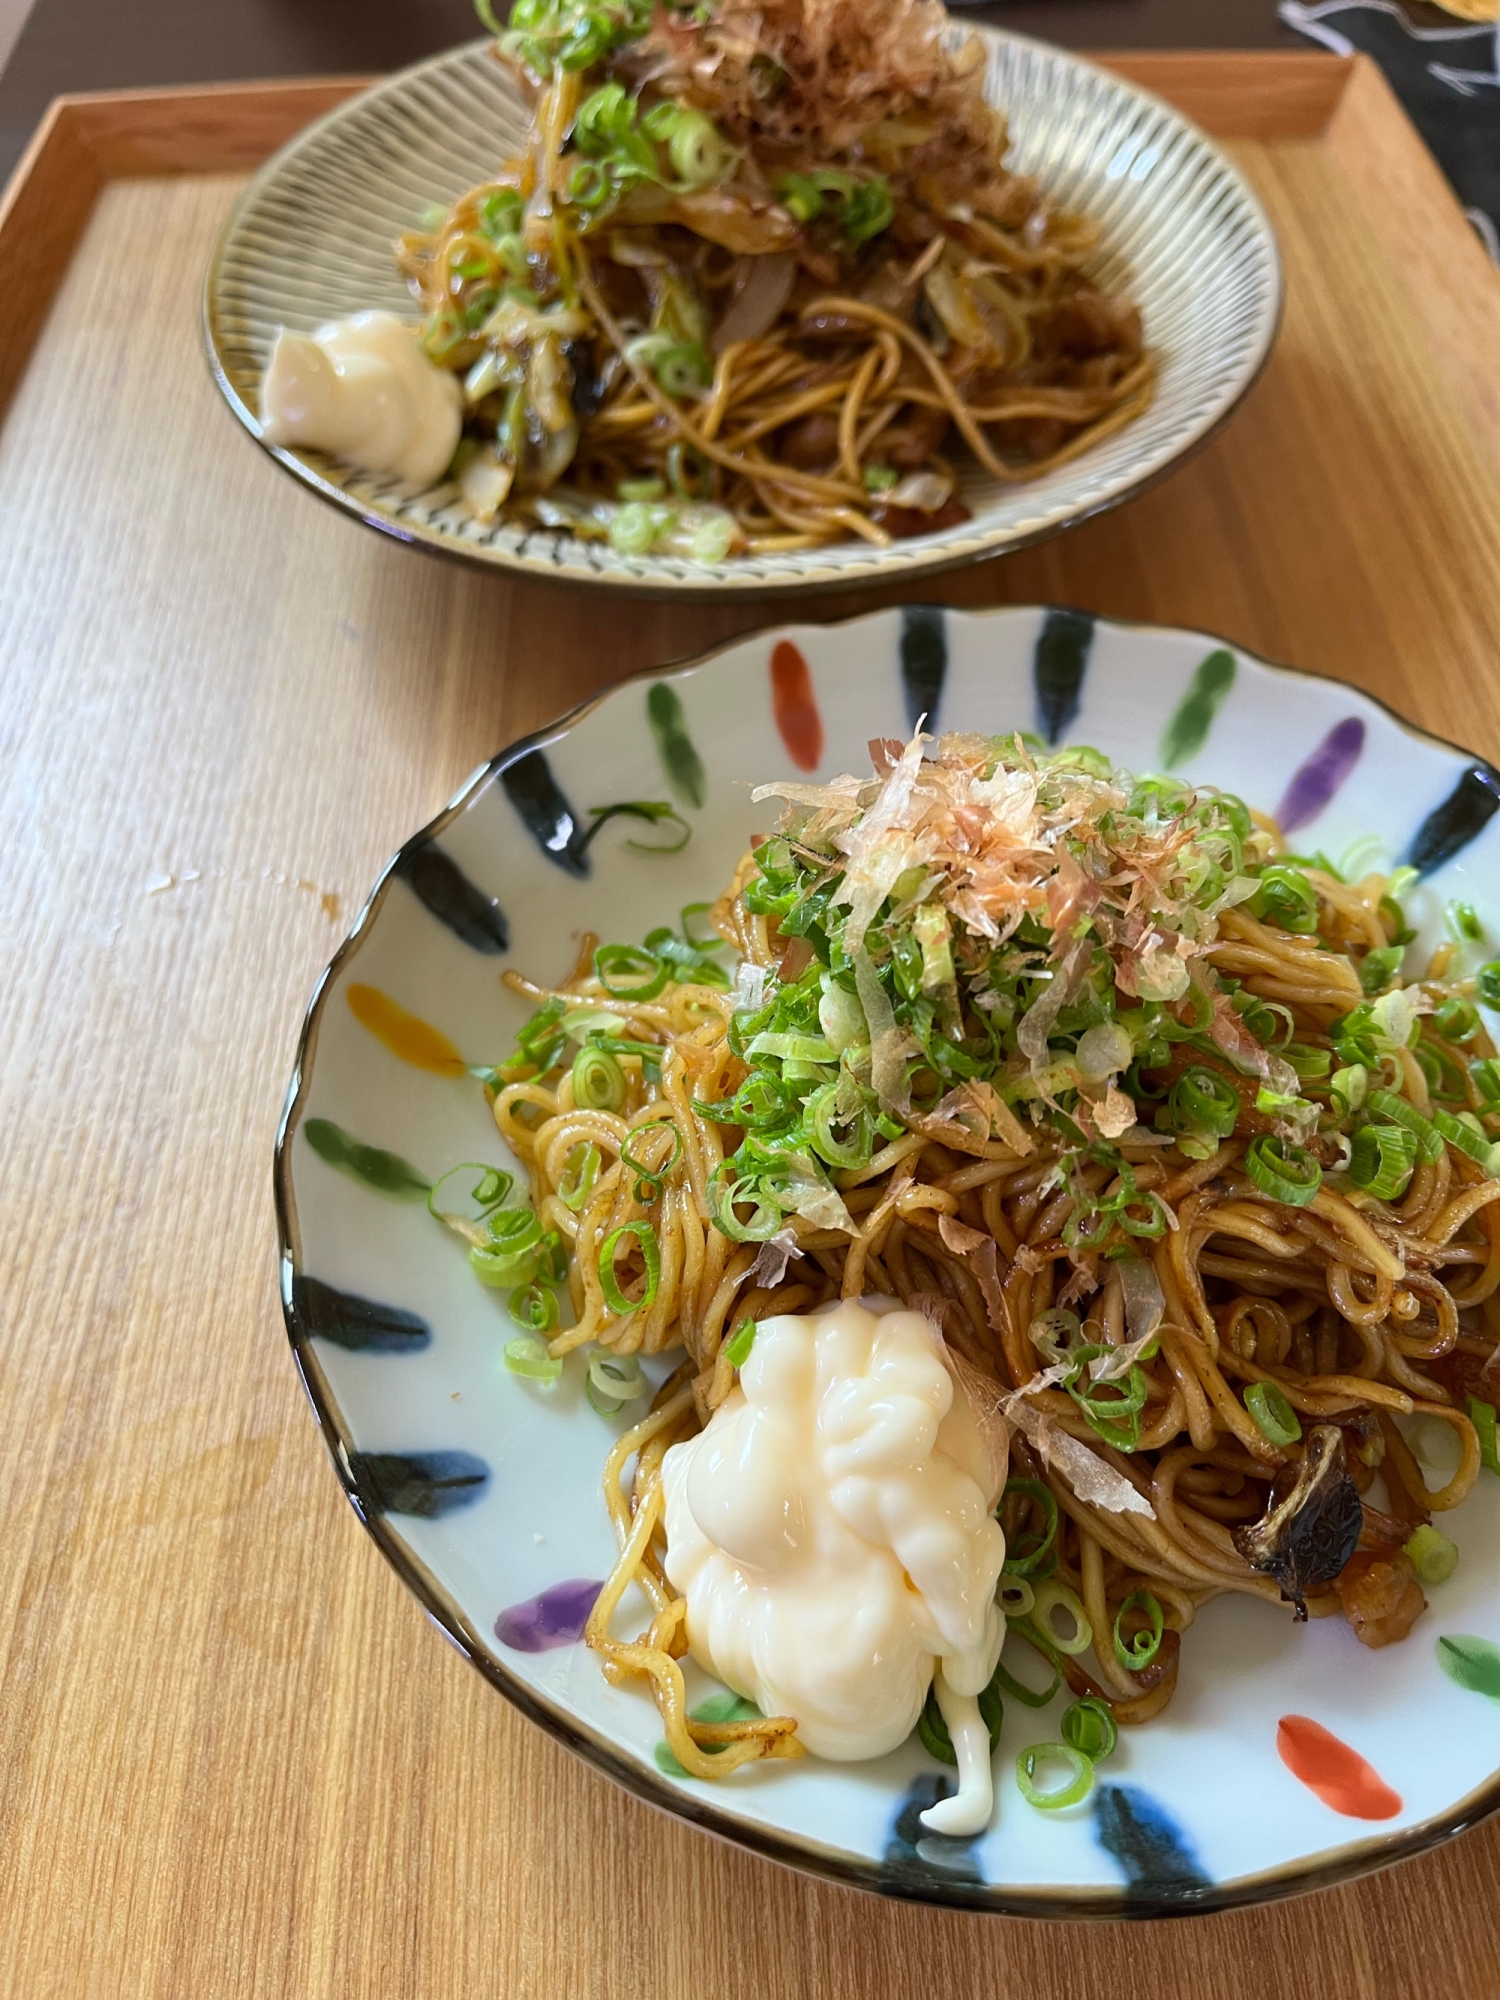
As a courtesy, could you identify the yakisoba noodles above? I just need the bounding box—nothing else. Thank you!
[388,0,1153,557]
[458,730,1500,1813]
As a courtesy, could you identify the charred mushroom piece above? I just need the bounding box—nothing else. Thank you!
[1232,1425,1363,1620]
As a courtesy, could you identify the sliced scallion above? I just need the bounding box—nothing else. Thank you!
[1001,1478,1059,1578]
[504,1334,561,1384]
[594,942,669,999]
[559,1141,601,1212]
[572,1043,626,1112]
[597,1218,660,1315]
[1244,1133,1322,1207]
[509,1283,558,1333]
[1404,1522,1459,1586]
[1348,1122,1419,1201]
[1366,1088,1445,1164]
[1113,1589,1165,1672]
[1061,1698,1117,1762]
[1468,1395,1500,1475]
[1245,1379,1302,1447]
[1016,1743,1094,1812]
[1030,1579,1092,1656]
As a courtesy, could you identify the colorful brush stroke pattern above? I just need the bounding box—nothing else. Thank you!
[1276,1716,1401,1820]
[1275,717,1365,833]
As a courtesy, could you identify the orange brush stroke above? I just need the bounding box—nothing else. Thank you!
[770,641,823,773]
[1276,1715,1402,1820]
[347,983,467,1077]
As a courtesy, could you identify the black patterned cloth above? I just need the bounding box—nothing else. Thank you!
[1281,1,1500,260]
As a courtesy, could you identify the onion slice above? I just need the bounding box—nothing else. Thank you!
[712,253,797,353]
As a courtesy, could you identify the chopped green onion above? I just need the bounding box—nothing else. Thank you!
[617,476,666,502]
[597,1218,660,1314]
[1170,1065,1240,1140]
[724,1319,756,1368]
[1067,1346,1149,1452]
[572,1042,626,1112]
[1366,1088,1445,1165]
[1061,1698,1117,1762]
[1030,1579,1092,1656]
[844,176,895,243]
[1348,1122,1419,1200]
[1112,1589,1164,1672]
[1449,901,1484,944]
[996,1577,1035,1619]
[1244,1133,1323,1207]
[560,1141,602,1211]
[1471,1058,1500,1111]
[535,1228,568,1284]
[991,1636,1064,1710]
[1250,864,1320,935]
[1432,1106,1500,1174]
[1479,962,1500,1009]
[1403,1522,1458,1586]
[509,1283,558,1333]
[469,1207,544,1286]
[1245,1379,1302,1447]
[1467,1395,1500,1474]
[1016,1743,1094,1812]
[863,464,898,494]
[1001,1477,1059,1577]
[504,1334,562,1384]
[586,1349,645,1415]
[776,171,825,222]
[711,1169,785,1243]
[1435,997,1481,1044]
[1330,1064,1369,1118]
[621,1118,683,1198]
[608,501,672,556]
[642,100,735,186]
[595,942,669,999]
[426,1162,514,1228]
[1359,944,1405,995]
[1284,1043,1332,1080]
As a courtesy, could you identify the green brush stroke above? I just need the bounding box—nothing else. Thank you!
[1159,649,1236,770]
[654,1692,761,1776]
[647,683,706,810]
[304,1118,430,1199]
[1437,1633,1500,1702]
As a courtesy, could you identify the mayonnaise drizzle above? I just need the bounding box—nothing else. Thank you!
[259,311,462,487]
[661,1299,1008,1834]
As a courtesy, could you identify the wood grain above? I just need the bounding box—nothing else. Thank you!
[1098,47,1356,136]
[2,60,1500,2000]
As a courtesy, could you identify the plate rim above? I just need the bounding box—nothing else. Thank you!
[205,31,1284,601]
[273,601,1500,1916]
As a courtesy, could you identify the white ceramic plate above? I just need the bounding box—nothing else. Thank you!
[206,31,1280,598]
[276,605,1500,1914]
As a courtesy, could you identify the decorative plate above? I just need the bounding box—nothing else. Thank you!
[276,605,1500,1916]
[206,33,1280,598]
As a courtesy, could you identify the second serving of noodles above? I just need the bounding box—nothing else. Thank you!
[390,0,1153,557]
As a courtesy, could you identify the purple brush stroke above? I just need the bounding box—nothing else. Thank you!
[494,1578,604,1652]
[1275,717,1366,834]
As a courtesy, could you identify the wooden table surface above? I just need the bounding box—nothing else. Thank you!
[4,49,1500,2000]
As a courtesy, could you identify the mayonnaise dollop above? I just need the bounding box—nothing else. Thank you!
[661,1299,1009,1833]
[259,311,462,487]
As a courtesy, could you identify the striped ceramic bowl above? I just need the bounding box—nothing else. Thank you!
[278,605,1500,1916]
[204,30,1280,597]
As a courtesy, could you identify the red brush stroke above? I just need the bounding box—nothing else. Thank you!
[1276,1715,1402,1820]
[770,641,823,772]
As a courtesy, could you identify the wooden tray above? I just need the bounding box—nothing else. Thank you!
[3,49,1500,2000]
